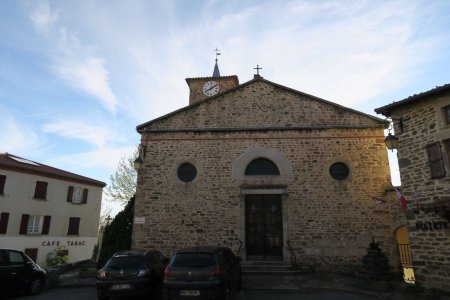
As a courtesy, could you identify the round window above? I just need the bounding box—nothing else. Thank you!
[177,163,197,182]
[329,162,349,180]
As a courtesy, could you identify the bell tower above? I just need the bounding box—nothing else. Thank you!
[185,49,239,105]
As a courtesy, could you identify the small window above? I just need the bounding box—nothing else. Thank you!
[444,105,450,125]
[444,139,450,169]
[245,158,280,175]
[68,217,80,235]
[24,248,38,262]
[427,142,446,178]
[67,186,88,204]
[177,163,197,183]
[329,162,349,180]
[34,181,48,199]
[19,214,51,235]
[0,175,6,194]
[27,215,43,234]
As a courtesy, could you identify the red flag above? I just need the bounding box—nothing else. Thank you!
[369,195,386,205]
[394,188,408,210]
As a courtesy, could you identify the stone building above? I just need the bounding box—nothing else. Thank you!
[375,84,450,291]
[132,64,400,272]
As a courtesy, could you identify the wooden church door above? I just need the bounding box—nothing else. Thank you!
[245,194,283,261]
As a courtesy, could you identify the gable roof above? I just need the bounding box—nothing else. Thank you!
[137,76,386,133]
[0,153,106,187]
[375,83,450,117]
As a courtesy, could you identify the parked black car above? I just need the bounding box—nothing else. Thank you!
[163,246,242,300]
[0,248,47,296]
[97,249,169,300]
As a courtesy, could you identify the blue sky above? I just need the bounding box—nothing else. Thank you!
[1,0,450,213]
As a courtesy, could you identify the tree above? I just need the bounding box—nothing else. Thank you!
[105,147,138,204]
[97,196,135,268]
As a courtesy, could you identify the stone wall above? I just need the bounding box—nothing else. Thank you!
[390,92,450,291]
[133,128,398,272]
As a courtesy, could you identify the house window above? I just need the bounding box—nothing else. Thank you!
[0,212,9,234]
[27,215,43,234]
[329,162,350,180]
[67,186,88,204]
[0,175,5,194]
[19,214,51,235]
[444,139,450,169]
[427,142,446,178]
[67,217,80,235]
[177,163,197,183]
[33,181,48,199]
[24,248,38,262]
[444,105,450,125]
[245,158,280,175]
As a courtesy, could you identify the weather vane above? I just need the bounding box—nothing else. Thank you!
[213,47,221,62]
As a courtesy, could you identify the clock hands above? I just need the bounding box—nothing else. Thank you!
[205,83,219,92]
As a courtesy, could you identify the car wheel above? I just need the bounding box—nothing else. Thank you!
[28,278,43,295]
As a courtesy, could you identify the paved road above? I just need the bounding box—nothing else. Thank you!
[11,286,378,300]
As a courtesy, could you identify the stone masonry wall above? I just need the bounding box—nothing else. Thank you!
[391,93,450,291]
[132,128,398,272]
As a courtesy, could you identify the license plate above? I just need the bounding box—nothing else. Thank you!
[111,284,131,290]
[180,290,200,296]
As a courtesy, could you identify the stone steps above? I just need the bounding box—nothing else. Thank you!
[242,261,312,274]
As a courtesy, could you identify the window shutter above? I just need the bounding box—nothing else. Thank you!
[19,214,30,234]
[68,217,80,235]
[34,181,48,199]
[82,189,88,204]
[0,212,9,234]
[42,216,51,234]
[427,142,446,178]
[0,175,6,194]
[67,186,74,202]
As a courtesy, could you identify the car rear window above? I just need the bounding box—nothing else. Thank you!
[171,253,216,268]
[107,256,144,268]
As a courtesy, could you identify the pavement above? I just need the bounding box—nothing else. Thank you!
[50,263,450,300]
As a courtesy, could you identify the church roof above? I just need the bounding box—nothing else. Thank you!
[375,83,450,117]
[0,152,106,187]
[137,76,387,132]
[213,61,220,77]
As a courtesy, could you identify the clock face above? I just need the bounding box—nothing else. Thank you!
[203,81,220,97]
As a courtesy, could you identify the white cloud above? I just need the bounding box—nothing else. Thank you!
[49,145,136,175]
[30,0,59,32]
[52,55,118,113]
[0,110,45,155]
[42,120,123,148]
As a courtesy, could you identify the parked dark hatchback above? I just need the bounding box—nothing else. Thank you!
[0,248,47,296]
[97,249,169,300]
[163,246,242,300]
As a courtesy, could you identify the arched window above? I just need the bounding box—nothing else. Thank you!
[245,158,280,175]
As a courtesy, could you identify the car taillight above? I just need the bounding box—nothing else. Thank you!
[97,270,108,279]
[208,267,220,280]
[164,266,174,280]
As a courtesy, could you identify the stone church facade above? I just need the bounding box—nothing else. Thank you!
[132,67,399,272]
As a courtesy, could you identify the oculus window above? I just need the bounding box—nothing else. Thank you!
[245,158,280,175]
[177,163,197,182]
[329,162,350,180]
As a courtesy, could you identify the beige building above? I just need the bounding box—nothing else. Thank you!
[0,153,105,266]
[375,84,450,291]
[133,65,400,272]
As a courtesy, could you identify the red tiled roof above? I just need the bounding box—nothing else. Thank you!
[0,153,106,187]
